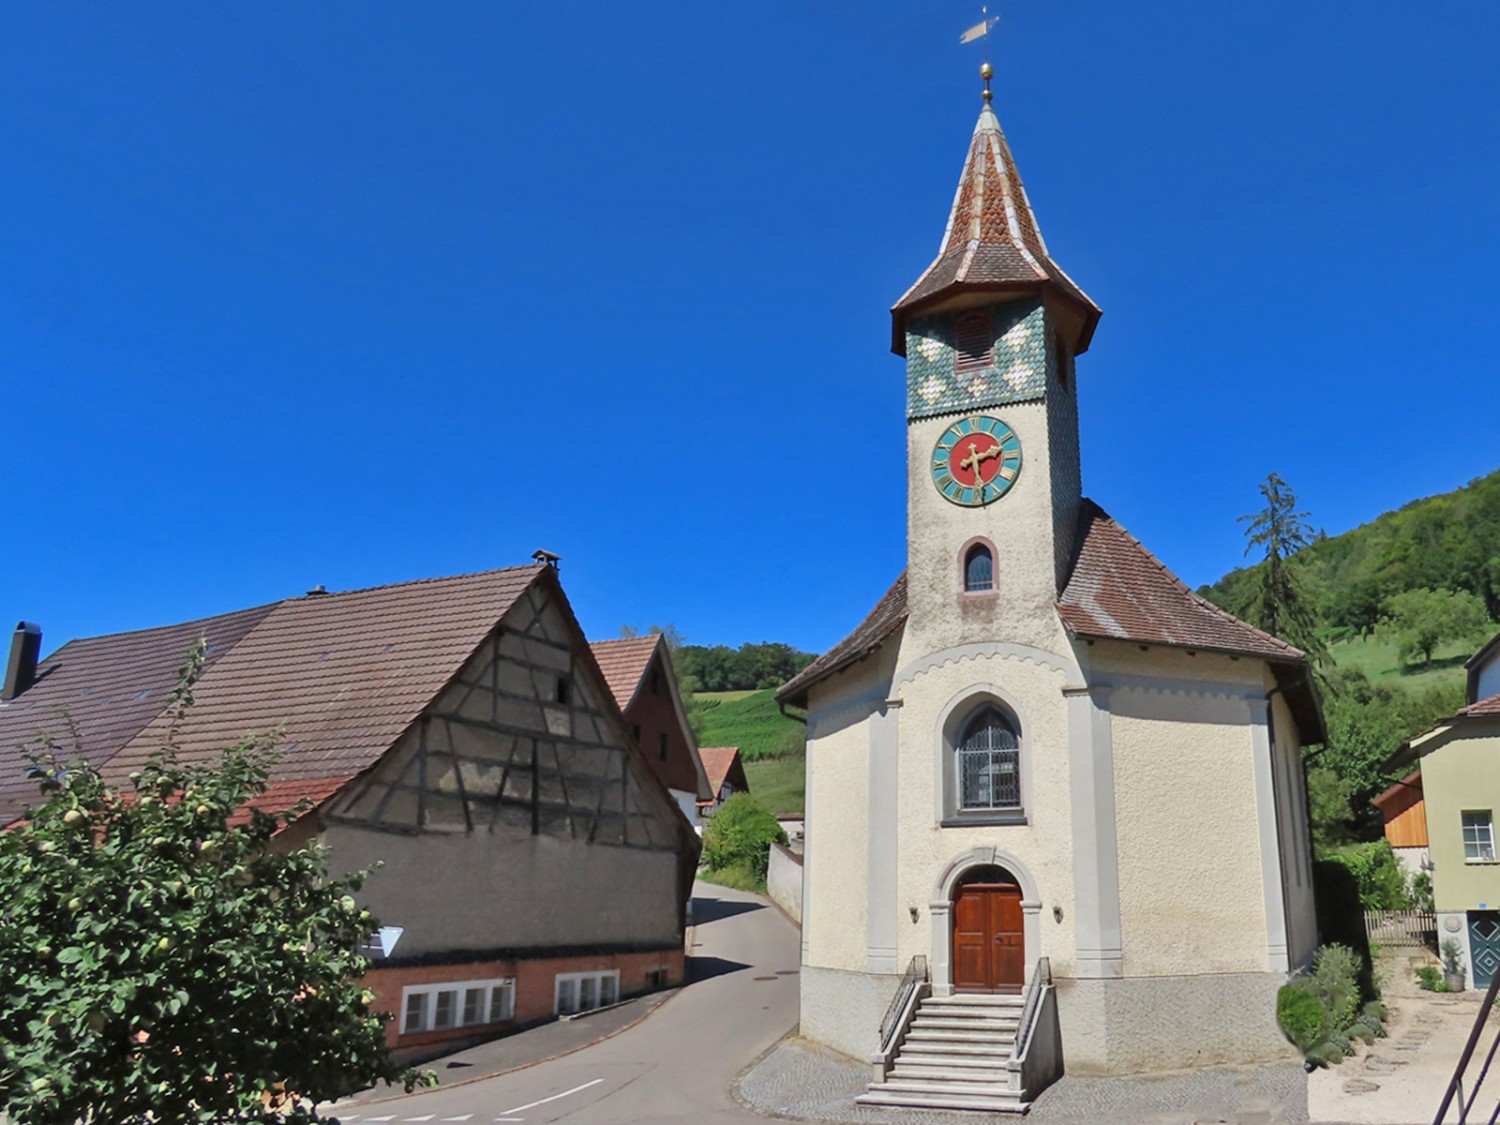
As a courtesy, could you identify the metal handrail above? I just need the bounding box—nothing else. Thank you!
[1010,956,1052,1064]
[878,955,928,1052]
[1434,967,1500,1124]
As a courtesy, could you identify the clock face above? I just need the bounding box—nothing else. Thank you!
[931,416,1022,506]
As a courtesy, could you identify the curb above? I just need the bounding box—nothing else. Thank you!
[335,988,680,1109]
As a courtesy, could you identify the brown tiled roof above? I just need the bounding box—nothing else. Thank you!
[1460,693,1500,718]
[105,566,546,785]
[1058,500,1303,663]
[892,103,1100,355]
[775,574,907,709]
[590,635,663,710]
[0,604,277,824]
[227,775,355,828]
[776,502,1324,742]
[697,746,743,796]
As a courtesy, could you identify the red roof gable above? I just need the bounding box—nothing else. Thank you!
[698,746,744,797]
[590,635,663,711]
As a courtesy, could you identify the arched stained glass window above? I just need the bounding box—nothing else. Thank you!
[964,544,994,593]
[957,706,1020,811]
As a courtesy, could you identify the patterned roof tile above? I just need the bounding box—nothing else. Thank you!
[892,103,1100,355]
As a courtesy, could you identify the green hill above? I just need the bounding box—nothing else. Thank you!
[1201,468,1500,649]
[1200,469,1499,845]
[694,689,806,817]
[695,689,803,762]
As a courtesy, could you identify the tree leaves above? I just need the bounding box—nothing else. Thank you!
[0,654,424,1123]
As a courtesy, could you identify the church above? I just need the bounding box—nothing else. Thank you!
[776,66,1324,1112]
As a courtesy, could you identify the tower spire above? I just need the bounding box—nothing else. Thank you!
[890,67,1100,357]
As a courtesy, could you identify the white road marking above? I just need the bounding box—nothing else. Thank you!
[441,1118,475,1122]
[365,1118,396,1122]
[406,1117,435,1122]
[498,1077,604,1116]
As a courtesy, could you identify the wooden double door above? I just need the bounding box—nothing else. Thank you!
[952,876,1025,992]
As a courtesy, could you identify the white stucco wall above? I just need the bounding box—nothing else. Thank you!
[891,647,1078,977]
[802,647,892,975]
[767,842,804,924]
[1108,677,1269,976]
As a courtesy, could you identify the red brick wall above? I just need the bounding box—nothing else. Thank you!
[363,947,685,1051]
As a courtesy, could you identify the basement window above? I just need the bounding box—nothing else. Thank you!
[400,977,515,1035]
[555,970,620,1015]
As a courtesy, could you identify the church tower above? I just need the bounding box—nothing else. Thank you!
[779,59,1323,1119]
[893,68,1100,659]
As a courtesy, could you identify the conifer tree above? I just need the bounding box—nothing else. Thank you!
[1238,472,1329,667]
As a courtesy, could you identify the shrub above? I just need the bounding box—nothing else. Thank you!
[1409,870,1435,912]
[1281,942,1386,1068]
[1313,943,1362,1030]
[1441,937,1466,976]
[1277,985,1327,1051]
[1325,841,1413,911]
[1415,965,1447,992]
[701,793,786,879]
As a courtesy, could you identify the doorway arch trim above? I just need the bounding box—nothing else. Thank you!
[928,846,1042,996]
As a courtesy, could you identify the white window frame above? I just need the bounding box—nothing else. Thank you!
[1464,810,1496,863]
[554,970,620,1016]
[400,976,515,1035]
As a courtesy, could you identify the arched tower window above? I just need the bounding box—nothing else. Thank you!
[963,543,994,593]
[956,706,1020,812]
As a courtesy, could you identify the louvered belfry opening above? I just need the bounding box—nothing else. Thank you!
[954,310,994,374]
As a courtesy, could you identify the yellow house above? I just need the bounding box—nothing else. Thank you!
[1386,632,1500,988]
[777,72,1324,1114]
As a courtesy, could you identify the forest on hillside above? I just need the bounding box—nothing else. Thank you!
[1202,468,1500,908]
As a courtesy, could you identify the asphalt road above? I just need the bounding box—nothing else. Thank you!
[335,881,801,1124]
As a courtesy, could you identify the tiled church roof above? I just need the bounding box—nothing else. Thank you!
[778,504,1322,741]
[777,574,908,709]
[891,101,1100,356]
[1057,500,1302,662]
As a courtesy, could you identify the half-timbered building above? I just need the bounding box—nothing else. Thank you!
[0,561,698,1055]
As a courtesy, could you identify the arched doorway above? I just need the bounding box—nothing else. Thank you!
[951,864,1025,992]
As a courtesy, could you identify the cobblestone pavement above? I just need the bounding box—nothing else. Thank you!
[736,1037,1309,1125]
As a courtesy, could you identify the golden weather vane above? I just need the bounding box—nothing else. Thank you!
[959,6,999,101]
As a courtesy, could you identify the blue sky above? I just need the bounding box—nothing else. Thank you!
[3,2,1497,658]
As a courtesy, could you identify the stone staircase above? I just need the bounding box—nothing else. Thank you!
[856,993,1027,1113]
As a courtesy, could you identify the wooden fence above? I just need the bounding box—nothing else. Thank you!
[1363,909,1437,949]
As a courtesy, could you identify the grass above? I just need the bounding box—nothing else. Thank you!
[1327,634,1473,693]
[743,754,805,818]
[697,690,760,706]
[694,689,805,761]
[697,862,765,894]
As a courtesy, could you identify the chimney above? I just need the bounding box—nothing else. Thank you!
[2,622,42,701]
[532,549,560,570]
